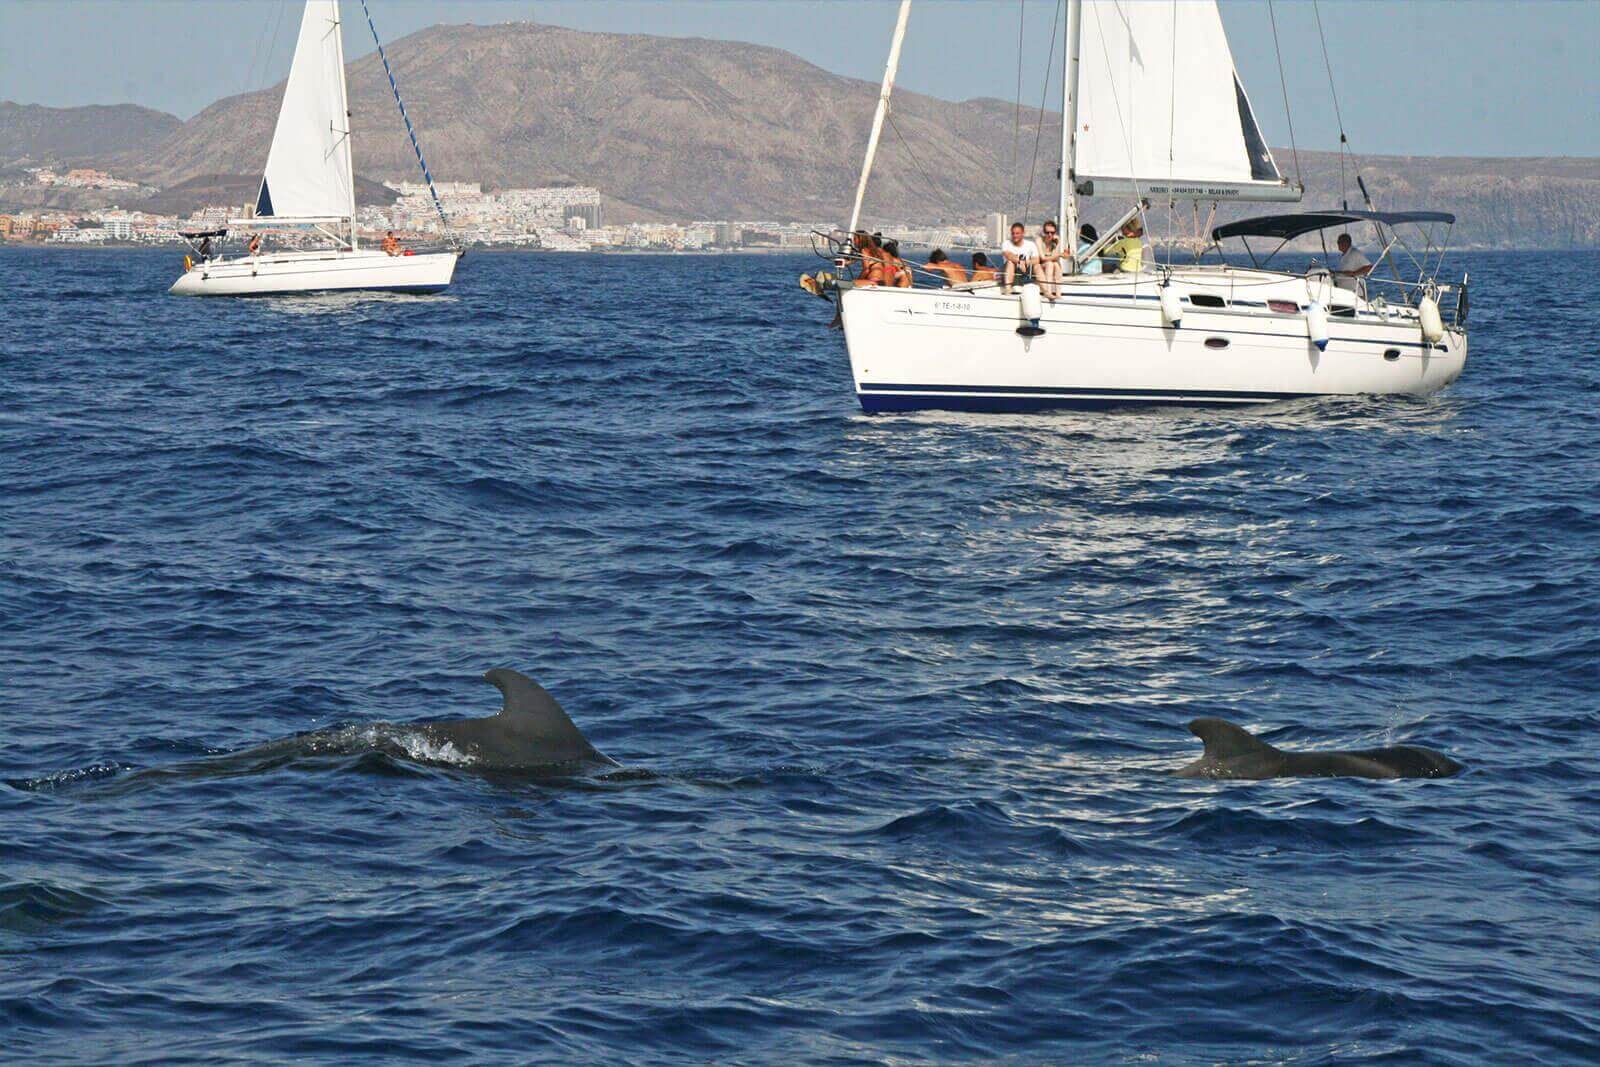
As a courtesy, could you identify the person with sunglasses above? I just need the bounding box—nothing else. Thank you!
[1036,220,1063,300]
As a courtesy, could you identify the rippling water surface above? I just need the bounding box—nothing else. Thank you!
[2,247,1596,1063]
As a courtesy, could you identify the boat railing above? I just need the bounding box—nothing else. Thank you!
[1356,274,1467,327]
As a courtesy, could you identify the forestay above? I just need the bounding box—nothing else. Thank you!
[1074,0,1298,202]
[255,0,356,220]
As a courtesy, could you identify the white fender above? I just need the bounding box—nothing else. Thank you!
[1159,284,1183,328]
[1305,301,1330,352]
[1018,282,1043,323]
[1419,294,1445,344]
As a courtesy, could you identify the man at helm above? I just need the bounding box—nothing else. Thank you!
[1333,233,1372,292]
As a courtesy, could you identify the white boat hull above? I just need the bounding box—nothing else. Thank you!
[169,248,457,297]
[838,269,1466,412]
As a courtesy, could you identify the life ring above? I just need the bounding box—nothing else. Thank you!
[184,255,193,271]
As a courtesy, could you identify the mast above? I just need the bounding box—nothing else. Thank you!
[1060,0,1082,270]
[332,0,357,247]
[847,0,912,237]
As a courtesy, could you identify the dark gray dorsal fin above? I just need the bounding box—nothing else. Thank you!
[1187,718,1280,761]
[483,668,601,758]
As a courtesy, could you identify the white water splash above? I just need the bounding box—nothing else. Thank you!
[390,731,472,767]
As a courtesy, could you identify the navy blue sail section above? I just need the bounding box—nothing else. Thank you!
[1235,75,1278,182]
[255,179,274,218]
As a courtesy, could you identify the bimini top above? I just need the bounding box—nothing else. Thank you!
[178,228,229,239]
[1212,210,1457,243]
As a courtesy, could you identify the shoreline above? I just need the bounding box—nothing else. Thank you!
[0,241,821,255]
[2,241,1590,254]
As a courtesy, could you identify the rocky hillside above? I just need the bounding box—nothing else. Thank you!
[0,101,180,167]
[1257,150,1600,250]
[16,21,1598,247]
[129,21,1062,224]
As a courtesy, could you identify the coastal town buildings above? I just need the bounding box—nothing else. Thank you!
[26,167,140,191]
[2,172,987,253]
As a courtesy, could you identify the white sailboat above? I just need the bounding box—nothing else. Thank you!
[170,0,458,296]
[811,0,1468,412]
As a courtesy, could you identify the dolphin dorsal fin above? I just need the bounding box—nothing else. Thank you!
[1188,718,1280,761]
[483,668,597,753]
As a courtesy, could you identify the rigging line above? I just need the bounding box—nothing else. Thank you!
[252,1,287,98]
[1311,0,1356,209]
[242,2,273,100]
[244,0,290,125]
[358,0,453,241]
[885,111,959,221]
[1008,0,1027,214]
[1266,0,1301,186]
[1018,0,1064,224]
[1092,1,1141,207]
[1160,0,1177,265]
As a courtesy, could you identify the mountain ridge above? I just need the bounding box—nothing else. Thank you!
[5,21,1597,247]
[0,101,181,167]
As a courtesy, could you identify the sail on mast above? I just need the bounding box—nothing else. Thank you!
[255,0,356,221]
[1073,0,1299,202]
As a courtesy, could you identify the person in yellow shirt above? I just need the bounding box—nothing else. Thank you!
[1104,218,1145,274]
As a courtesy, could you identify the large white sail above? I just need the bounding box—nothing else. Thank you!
[1073,0,1297,201]
[255,0,355,219]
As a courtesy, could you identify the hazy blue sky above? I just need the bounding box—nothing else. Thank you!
[1,0,1596,157]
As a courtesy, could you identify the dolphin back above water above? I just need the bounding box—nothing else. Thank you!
[1177,718,1462,780]
[415,668,617,771]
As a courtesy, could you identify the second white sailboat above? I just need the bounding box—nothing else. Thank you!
[171,0,458,297]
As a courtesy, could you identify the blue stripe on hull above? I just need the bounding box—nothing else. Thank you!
[857,383,1315,413]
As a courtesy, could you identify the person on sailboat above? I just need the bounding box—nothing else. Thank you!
[246,234,262,258]
[970,252,997,284]
[924,249,969,287]
[853,231,889,286]
[1075,224,1103,276]
[1333,233,1372,293]
[1000,221,1040,294]
[198,236,213,262]
[1036,220,1063,299]
[881,239,913,288]
[382,231,401,256]
[1104,219,1144,274]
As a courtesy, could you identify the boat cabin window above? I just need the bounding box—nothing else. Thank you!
[1188,293,1227,309]
[1268,299,1300,313]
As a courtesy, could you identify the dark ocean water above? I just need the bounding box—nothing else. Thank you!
[1,246,1596,1063]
